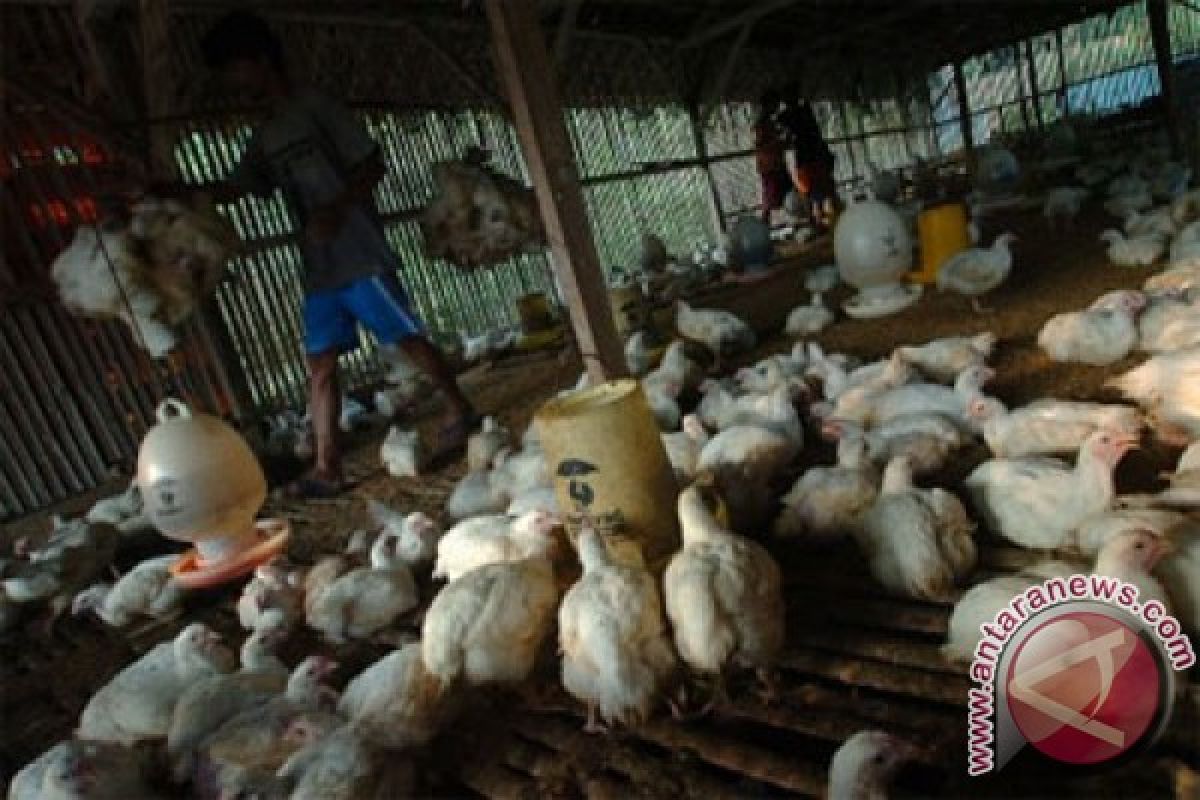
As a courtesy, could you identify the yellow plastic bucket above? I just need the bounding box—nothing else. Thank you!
[535,379,680,571]
[914,203,969,284]
[516,292,555,334]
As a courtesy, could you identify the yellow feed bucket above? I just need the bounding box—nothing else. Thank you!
[914,202,969,284]
[516,292,555,334]
[535,380,680,571]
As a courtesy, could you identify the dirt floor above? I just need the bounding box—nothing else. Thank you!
[2,204,1198,797]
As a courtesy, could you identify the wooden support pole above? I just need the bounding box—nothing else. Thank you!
[1148,0,1183,157]
[139,0,174,178]
[553,0,584,64]
[1055,27,1069,114]
[952,61,974,172]
[1012,45,1033,134]
[687,102,727,235]
[484,0,627,383]
[1024,38,1045,131]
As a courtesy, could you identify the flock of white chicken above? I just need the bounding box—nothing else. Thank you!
[15,136,1200,798]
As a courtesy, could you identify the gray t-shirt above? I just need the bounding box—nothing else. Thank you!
[232,88,400,292]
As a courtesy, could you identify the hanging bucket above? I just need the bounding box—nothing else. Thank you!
[516,292,555,334]
[913,202,969,284]
[535,380,680,571]
[610,286,648,337]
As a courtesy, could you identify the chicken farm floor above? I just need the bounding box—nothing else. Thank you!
[3,205,1199,797]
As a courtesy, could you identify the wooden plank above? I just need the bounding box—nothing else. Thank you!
[552,0,584,64]
[1024,39,1045,131]
[953,60,974,170]
[484,0,627,383]
[139,0,174,178]
[678,0,796,50]
[1149,0,1184,157]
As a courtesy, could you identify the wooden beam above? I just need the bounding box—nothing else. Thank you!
[139,0,174,178]
[679,0,795,49]
[1056,26,1070,114]
[701,20,755,121]
[686,101,728,235]
[483,0,627,383]
[553,0,584,64]
[953,61,974,168]
[1024,39,1045,130]
[1148,0,1183,157]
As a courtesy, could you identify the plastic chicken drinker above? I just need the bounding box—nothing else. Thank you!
[137,398,288,589]
[834,198,921,318]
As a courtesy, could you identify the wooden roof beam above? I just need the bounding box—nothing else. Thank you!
[678,0,796,49]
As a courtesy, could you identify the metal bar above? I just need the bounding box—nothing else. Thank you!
[0,388,45,512]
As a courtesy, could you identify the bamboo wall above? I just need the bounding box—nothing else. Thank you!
[3,1,1199,520]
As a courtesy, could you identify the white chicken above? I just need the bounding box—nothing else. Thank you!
[338,642,453,749]
[661,413,711,485]
[1074,507,1190,557]
[166,625,298,781]
[968,395,1142,458]
[663,484,785,700]
[965,429,1138,550]
[1093,529,1173,610]
[559,529,677,730]
[853,365,993,430]
[10,739,159,800]
[695,424,796,530]
[1100,229,1166,268]
[85,481,152,535]
[380,426,422,478]
[943,561,1077,662]
[490,443,551,499]
[894,332,997,384]
[1136,290,1200,352]
[506,485,559,516]
[306,530,419,642]
[827,730,920,800]
[365,500,442,568]
[935,232,1016,312]
[422,555,558,687]
[675,301,756,368]
[785,291,834,336]
[773,433,878,543]
[71,553,183,627]
[237,558,304,632]
[823,413,966,476]
[856,456,976,599]
[1107,346,1200,443]
[433,509,559,582]
[78,623,235,744]
[624,330,653,376]
[466,416,510,472]
[1125,207,1177,239]
[1038,290,1145,365]
[444,468,509,520]
[1042,186,1089,228]
[275,722,408,800]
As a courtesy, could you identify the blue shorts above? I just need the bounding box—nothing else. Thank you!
[303,273,424,356]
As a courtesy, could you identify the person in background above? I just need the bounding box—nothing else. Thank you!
[778,85,838,231]
[753,90,789,224]
[193,10,477,497]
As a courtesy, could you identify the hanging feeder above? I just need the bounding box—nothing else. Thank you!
[137,399,288,588]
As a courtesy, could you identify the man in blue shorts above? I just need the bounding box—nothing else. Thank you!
[194,11,476,496]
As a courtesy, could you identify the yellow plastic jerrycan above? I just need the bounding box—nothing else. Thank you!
[913,202,969,284]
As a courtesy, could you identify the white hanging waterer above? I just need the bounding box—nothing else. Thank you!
[137,398,289,588]
[834,192,922,318]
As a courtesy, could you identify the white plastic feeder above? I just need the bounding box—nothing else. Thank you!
[137,399,288,588]
[834,197,921,318]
